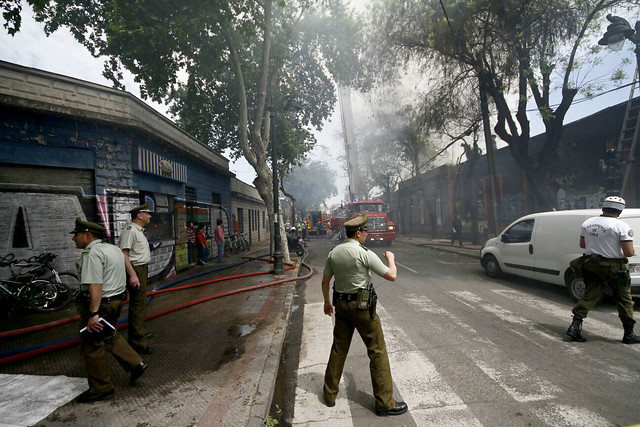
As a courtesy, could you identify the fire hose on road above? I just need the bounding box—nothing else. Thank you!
[0,250,313,366]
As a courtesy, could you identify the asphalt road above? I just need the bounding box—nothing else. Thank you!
[275,236,640,426]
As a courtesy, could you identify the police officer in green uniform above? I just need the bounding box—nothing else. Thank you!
[321,213,408,416]
[567,196,640,344]
[71,218,148,403]
[119,203,153,355]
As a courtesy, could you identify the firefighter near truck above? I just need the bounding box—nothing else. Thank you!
[344,200,396,246]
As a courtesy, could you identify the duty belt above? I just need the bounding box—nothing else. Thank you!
[334,291,358,302]
[79,290,127,305]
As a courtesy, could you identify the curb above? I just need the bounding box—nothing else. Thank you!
[397,239,481,260]
[246,275,297,426]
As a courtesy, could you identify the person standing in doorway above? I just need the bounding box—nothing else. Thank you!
[72,218,148,403]
[196,223,208,265]
[215,219,225,263]
[186,221,196,265]
[119,203,153,355]
[321,213,408,416]
[566,196,640,344]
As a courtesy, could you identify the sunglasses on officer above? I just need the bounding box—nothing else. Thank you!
[358,227,368,232]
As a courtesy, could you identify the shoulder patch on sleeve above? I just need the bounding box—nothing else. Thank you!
[630,229,634,238]
[125,226,132,230]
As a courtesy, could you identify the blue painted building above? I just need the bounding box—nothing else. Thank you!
[0,61,254,278]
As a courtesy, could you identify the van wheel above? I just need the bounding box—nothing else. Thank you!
[565,271,586,301]
[483,254,502,278]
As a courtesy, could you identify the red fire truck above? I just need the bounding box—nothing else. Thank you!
[346,200,396,246]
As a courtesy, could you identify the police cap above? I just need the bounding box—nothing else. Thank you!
[344,213,368,231]
[69,217,105,236]
[130,203,152,215]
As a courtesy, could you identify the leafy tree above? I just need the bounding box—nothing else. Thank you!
[282,160,337,214]
[3,0,366,258]
[371,0,634,211]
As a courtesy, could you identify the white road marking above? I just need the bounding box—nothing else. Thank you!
[395,261,418,273]
[293,303,354,426]
[533,403,614,427]
[378,304,483,425]
[492,289,640,354]
[0,374,87,426]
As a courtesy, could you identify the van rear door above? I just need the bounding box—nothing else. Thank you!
[499,217,537,280]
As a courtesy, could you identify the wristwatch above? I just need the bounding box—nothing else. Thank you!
[88,311,100,317]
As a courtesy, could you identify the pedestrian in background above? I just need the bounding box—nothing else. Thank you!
[321,213,408,417]
[196,223,208,265]
[119,203,153,355]
[186,221,196,265]
[71,218,148,403]
[214,219,225,263]
[451,214,463,247]
[566,196,640,344]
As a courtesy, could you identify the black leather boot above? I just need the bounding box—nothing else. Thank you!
[566,315,586,342]
[622,324,640,344]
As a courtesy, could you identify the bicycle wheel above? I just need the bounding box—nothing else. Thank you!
[224,242,231,257]
[49,272,80,301]
[243,238,251,251]
[23,280,73,312]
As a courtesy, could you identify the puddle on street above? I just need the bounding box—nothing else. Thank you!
[238,324,257,337]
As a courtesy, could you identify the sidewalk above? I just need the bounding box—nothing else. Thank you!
[0,248,299,427]
[394,234,483,259]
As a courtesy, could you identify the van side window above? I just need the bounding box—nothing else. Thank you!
[503,219,534,243]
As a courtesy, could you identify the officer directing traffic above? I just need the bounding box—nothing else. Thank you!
[71,218,148,403]
[321,213,408,416]
[566,196,640,344]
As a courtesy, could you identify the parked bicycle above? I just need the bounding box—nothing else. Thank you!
[0,253,78,312]
[223,233,251,257]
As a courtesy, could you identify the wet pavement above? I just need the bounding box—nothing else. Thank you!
[0,234,482,426]
[1,247,301,427]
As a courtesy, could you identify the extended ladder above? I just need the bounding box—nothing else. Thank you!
[618,66,640,197]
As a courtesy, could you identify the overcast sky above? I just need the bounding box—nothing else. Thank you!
[0,4,635,207]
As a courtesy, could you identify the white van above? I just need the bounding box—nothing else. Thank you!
[480,209,640,300]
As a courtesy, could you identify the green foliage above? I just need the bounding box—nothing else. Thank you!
[6,0,366,173]
[282,160,337,212]
[1,0,48,35]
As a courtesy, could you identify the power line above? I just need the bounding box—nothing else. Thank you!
[526,81,634,112]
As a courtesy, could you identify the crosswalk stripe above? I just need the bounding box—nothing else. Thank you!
[406,292,618,423]
[377,304,483,425]
[294,288,631,425]
[293,303,354,426]
[492,289,640,353]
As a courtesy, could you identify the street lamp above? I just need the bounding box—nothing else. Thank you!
[598,14,640,196]
[598,14,639,51]
[270,96,301,275]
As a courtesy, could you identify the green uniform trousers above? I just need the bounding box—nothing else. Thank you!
[79,298,142,394]
[127,264,149,347]
[573,268,636,327]
[323,299,395,412]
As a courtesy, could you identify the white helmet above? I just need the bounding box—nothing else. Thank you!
[602,196,625,211]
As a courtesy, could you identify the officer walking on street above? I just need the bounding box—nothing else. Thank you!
[71,218,148,403]
[566,196,640,344]
[321,213,408,416]
[119,203,153,355]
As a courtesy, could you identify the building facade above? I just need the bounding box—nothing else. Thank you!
[0,61,265,279]
[394,100,630,242]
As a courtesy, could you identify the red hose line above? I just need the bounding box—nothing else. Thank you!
[0,258,288,339]
[0,261,313,366]
[0,315,81,339]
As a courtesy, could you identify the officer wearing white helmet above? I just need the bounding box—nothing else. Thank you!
[567,196,640,344]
